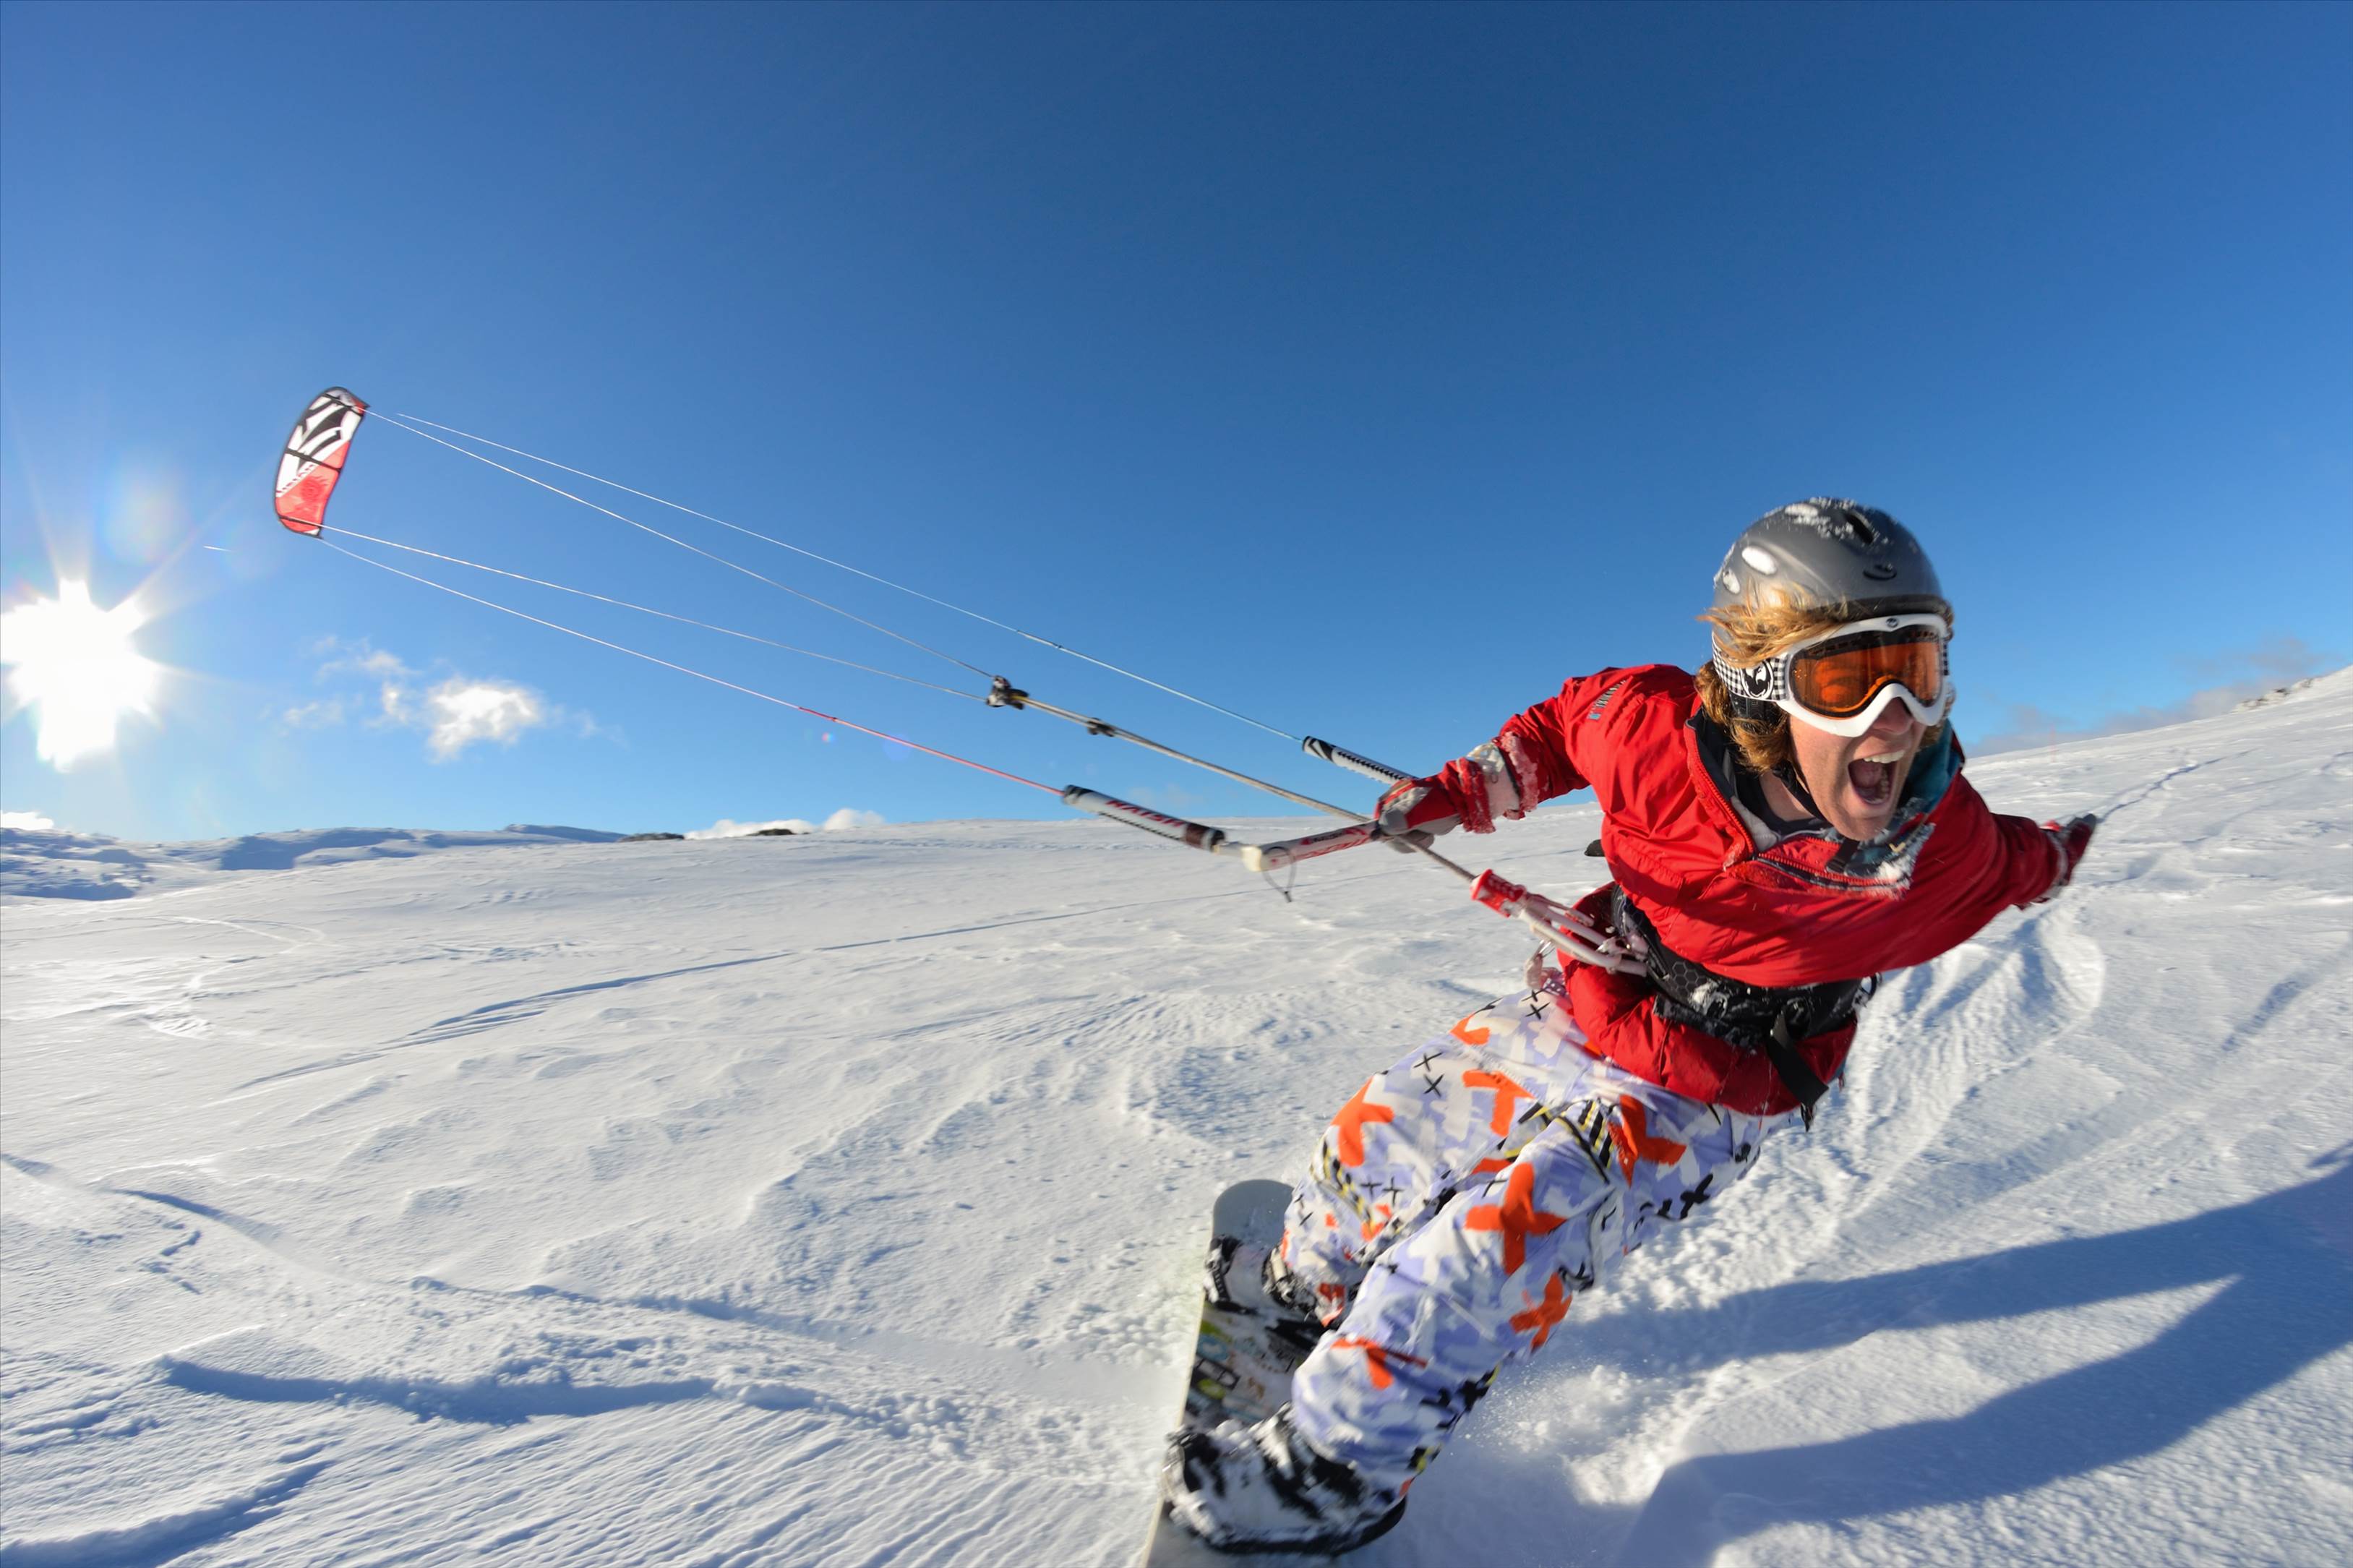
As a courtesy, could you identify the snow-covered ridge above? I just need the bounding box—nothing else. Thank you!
[0,823,633,902]
[2233,672,2334,711]
[2,670,2349,1567]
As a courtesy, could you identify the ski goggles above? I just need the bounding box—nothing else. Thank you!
[1712,613,1952,737]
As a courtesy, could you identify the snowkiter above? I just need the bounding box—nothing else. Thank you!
[1158,499,2099,1552]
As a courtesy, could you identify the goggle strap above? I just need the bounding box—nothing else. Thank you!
[1711,616,1947,713]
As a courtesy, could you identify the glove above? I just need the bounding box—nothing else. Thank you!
[1373,776,1460,853]
[2033,814,2098,903]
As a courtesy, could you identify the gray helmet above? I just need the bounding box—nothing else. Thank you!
[1710,498,1949,622]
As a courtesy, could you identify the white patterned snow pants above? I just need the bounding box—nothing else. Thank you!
[1278,972,1807,1498]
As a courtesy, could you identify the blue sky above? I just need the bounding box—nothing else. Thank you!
[3,0,2346,842]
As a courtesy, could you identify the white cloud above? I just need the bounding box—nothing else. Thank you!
[424,679,548,760]
[309,637,413,682]
[288,640,589,761]
[2,810,57,831]
[278,698,347,729]
[685,808,886,840]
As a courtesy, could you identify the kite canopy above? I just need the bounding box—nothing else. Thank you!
[275,387,368,536]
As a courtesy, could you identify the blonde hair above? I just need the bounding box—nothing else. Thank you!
[1694,597,1954,774]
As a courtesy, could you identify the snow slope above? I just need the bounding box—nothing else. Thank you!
[4,674,2349,1567]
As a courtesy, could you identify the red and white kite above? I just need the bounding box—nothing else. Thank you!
[275,387,368,536]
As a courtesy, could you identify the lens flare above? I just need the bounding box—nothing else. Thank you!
[1,580,161,769]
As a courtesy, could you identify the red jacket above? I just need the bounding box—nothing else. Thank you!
[1422,666,2063,1114]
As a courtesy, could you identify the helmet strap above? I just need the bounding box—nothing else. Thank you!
[1722,687,1831,826]
[1774,758,1829,824]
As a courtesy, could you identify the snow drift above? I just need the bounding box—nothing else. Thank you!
[2,674,2348,1566]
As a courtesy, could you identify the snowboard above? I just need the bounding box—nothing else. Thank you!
[1138,1178,1330,1567]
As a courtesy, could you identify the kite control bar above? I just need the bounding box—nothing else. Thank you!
[1064,785,1643,976]
[1060,732,1420,870]
[1236,821,1384,873]
[1060,787,1392,874]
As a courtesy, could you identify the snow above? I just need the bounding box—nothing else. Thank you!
[4,672,2349,1567]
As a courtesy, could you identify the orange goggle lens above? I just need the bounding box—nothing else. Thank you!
[1788,627,1945,718]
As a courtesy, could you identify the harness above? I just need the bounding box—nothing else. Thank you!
[1610,889,1873,1123]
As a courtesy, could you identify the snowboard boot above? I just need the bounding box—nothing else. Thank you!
[1160,1405,1407,1554]
[1204,1238,1326,1354]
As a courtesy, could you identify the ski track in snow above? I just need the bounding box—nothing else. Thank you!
[4,674,2352,1566]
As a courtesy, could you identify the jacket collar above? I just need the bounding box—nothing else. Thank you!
[1687,709,1960,870]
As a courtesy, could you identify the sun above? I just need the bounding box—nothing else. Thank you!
[1,580,162,769]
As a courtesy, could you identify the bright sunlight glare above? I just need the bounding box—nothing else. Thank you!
[1,580,161,769]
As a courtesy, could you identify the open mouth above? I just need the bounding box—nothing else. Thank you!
[1848,752,1900,810]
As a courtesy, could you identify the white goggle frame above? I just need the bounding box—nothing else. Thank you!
[1712,613,1953,739]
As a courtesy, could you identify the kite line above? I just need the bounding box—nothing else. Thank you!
[319,539,1055,796]
[377,406,1302,741]
[270,385,1642,972]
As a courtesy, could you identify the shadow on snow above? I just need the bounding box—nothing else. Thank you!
[1584,1149,2353,1561]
